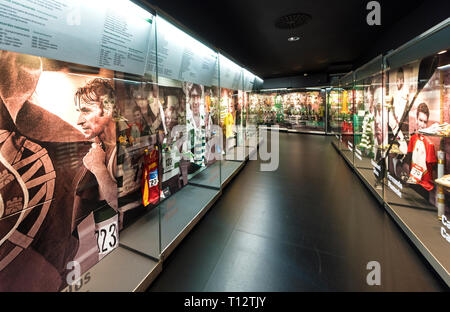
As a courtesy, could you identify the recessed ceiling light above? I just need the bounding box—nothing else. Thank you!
[288,36,300,42]
[438,50,447,55]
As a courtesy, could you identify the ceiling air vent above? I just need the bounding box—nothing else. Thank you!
[275,13,312,29]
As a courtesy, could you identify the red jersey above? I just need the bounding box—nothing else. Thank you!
[407,134,437,191]
[141,147,160,206]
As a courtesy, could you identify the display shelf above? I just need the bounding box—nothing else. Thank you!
[187,164,213,181]
[287,129,326,135]
[385,203,450,286]
[384,181,436,211]
[188,162,221,188]
[160,185,221,260]
[355,156,375,170]
[258,125,289,132]
[333,140,384,203]
[221,160,246,188]
[225,145,250,162]
[358,168,385,201]
[105,149,251,291]
[119,206,160,259]
[341,149,354,164]
[62,246,162,292]
[332,141,450,287]
[120,185,221,260]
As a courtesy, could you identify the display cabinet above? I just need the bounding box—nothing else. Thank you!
[0,0,262,291]
[332,19,450,286]
[352,55,385,199]
[339,72,355,165]
[381,19,450,285]
[248,88,327,134]
[329,86,343,149]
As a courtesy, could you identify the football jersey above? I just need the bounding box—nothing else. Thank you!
[359,112,375,151]
[224,112,235,139]
[192,128,206,166]
[141,148,160,206]
[162,142,182,183]
[408,134,437,191]
[187,108,206,167]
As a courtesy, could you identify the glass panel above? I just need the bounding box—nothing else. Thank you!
[154,16,221,253]
[353,68,385,198]
[0,0,161,291]
[219,54,246,185]
[328,87,342,148]
[248,90,261,149]
[114,13,161,260]
[248,89,326,133]
[339,81,355,165]
[278,90,325,132]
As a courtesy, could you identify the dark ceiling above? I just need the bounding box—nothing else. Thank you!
[142,0,448,79]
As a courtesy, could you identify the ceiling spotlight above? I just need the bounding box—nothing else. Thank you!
[304,73,308,76]
[438,50,447,55]
[288,36,300,42]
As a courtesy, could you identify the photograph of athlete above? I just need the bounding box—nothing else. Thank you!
[75,79,118,212]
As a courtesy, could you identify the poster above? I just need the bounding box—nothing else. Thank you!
[0,50,119,291]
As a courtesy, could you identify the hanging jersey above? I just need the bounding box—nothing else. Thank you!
[359,112,375,155]
[162,142,182,182]
[408,134,437,191]
[187,103,206,167]
[141,148,160,206]
[192,127,206,166]
[219,98,228,125]
[224,112,234,138]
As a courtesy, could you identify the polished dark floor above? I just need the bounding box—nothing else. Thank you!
[148,133,447,291]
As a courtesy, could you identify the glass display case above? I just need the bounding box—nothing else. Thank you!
[281,89,326,132]
[247,89,327,133]
[2,0,446,292]
[353,55,385,199]
[339,72,355,165]
[0,0,160,291]
[332,19,450,286]
[328,86,343,148]
[0,1,262,291]
[219,54,247,184]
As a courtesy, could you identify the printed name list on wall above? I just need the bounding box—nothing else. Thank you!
[0,0,154,76]
[220,54,243,90]
[146,16,218,86]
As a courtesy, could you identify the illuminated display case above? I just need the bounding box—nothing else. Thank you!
[328,86,343,147]
[249,89,327,134]
[339,72,355,164]
[0,0,262,292]
[353,55,385,199]
[332,19,450,286]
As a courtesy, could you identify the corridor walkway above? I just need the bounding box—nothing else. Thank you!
[148,132,446,291]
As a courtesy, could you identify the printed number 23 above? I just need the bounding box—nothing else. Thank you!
[96,224,117,254]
